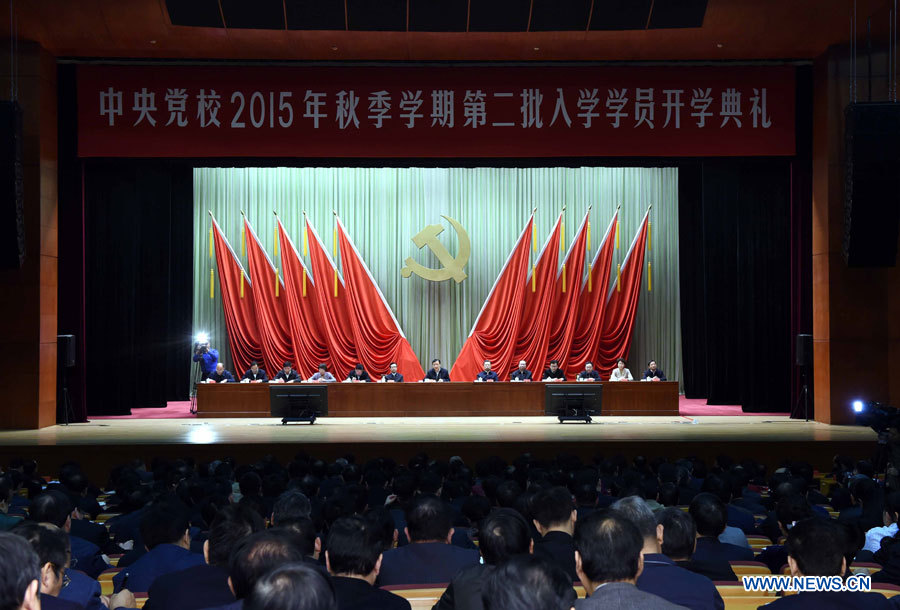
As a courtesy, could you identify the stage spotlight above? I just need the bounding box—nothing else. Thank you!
[852,400,864,413]
[195,332,209,344]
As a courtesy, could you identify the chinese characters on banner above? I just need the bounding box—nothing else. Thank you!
[77,65,795,158]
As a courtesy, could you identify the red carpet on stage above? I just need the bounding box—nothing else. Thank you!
[89,396,787,420]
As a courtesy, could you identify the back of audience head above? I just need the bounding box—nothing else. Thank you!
[657,507,696,560]
[689,492,727,537]
[206,504,265,568]
[531,486,576,535]
[775,493,814,534]
[272,517,319,558]
[480,508,532,565]
[0,531,40,610]
[229,531,307,600]
[140,499,191,550]
[10,522,69,597]
[28,490,73,529]
[272,489,312,526]
[325,516,381,581]
[363,507,397,553]
[406,494,453,543]
[786,518,847,577]
[611,496,658,547]
[244,562,336,610]
[482,554,576,610]
[574,511,644,588]
[495,480,522,509]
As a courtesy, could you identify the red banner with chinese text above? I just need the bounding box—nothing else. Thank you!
[76,64,795,158]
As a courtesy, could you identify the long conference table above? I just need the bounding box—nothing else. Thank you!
[195,381,679,418]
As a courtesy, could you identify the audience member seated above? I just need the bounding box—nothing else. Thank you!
[573,511,685,609]
[756,493,814,575]
[610,497,723,610]
[0,531,41,610]
[0,475,23,531]
[325,515,410,610]
[434,508,532,610]
[29,490,110,579]
[377,495,480,586]
[689,493,754,567]
[656,507,738,582]
[215,530,308,610]
[482,554,575,610]
[243,563,337,610]
[145,504,264,610]
[863,491,900,554]
[762,518,891,609]
[701,474,755,535]
[531,486,578,581]
[112,499,205,593]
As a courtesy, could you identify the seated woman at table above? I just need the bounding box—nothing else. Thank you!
[475,360,499,382]
[346,364,371,382]
[642,360,667,382]
[241,361,268,383]
[577,361,601,381]
[207,363,235,383]
[609,358,633,382]
[307,363,336,383]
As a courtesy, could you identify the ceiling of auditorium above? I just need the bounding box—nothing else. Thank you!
[3,0,894,62]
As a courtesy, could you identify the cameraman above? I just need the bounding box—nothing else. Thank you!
[192,340,219,381]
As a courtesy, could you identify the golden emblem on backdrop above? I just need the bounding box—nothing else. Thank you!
[401,215,471,283]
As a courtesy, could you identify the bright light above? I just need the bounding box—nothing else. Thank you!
[195,332,209,344]
[852,400,864,413]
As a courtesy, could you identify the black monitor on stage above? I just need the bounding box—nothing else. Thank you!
[544,384,601,423]
[270,385,328,424]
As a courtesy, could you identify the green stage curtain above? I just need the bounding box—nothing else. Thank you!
[193,167,682,389]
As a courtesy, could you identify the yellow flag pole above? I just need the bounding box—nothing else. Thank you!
[586,219,591,250]
[648,262,652,292]
[240,272,244,298]
[209,268,214,299]
[532,222,537,253]
[562,264,566,293]
[302,226,308,257]
[275,268,280,297]
[588,261,592,292]
[615,219,620,250]
[616,263,621,292]
[648,220,652,251]
[302,267,307,297]
[531,264,536,292]
[208,227,213,259]
[274,227,279,257]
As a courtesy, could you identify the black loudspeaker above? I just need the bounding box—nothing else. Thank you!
[58,334,76,368]
[843,102,900,267]
[795,333,812,367]
[0,101,25,270]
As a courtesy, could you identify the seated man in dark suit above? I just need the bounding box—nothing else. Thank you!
[657,507,738,582]
[756,493,814,575]
[641,360,667,381]
[541,360,566,382]
[508,360,532,382]
[424,359,451,382]
[435,508,532,610]
[531,486,578,581]
[574,512,684,609]
[243,563,335,610]
[476,360,499,382]
[207,363,235,383]
[689,493,754,567]
[29,490,110,579]
[610,497,723,610]
[576,362,601,381]
[112,500,205,594]
[215,532,309,610]
[382,362,404,383]
[377,495,479,585]
[0,531,42,610]
[273,361,302,383]
[240,361,268,383]
[763,518,891,609]
[346,364,371,383]
[325,515,410,610]
[144,504,264,610]
[481,554,575,610]
[701,474,756,535]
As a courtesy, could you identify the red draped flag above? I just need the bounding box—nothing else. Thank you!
[336,216,426,381]
[305,215,359,379]
[595,208,650,377]
[566,209,619,380]
[276,217,331,379]
[546,207,591,370]
[244,216,296,374]
[450,213,535,383]
[510,213,563,380]
[209,213,263,375]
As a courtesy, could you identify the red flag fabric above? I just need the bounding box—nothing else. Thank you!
[546,209,591,371]
[450,214,534,383]
[510,214,562,380]
[277,218,331,379]
[595,209,650,378]
[336,217,426,381]
[566,211,618,380]
[244,217,295,374]
[305,216,359,379]
[210,214,263,375]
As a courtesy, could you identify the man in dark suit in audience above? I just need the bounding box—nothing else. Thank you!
[240,361,267,382]
[112,500,205,594]
[610,497,723,610]
[144,504,264,610]
[482,554,576,610]
[689,493,754,566]
[701,474,756,535]
[532,486,578,581]
[377,495,479,585]
[207,363,235,383]
[0,532,42,610]
[434,509,532,610]
[29,490,110,579]
[508,360,532,382]
[382,362,404,383]
[762,518,891,609]
[657,507,738,582]
[273,361,301,383]
[424,359,451,382]
[476,360,499,382]
[325,515,410,610]
[346,364,371,382]
[576,362,601,381]
[541,360,566,382]
[574,512,685,609]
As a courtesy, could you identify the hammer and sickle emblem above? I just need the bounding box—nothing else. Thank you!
[400,215,471,283]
